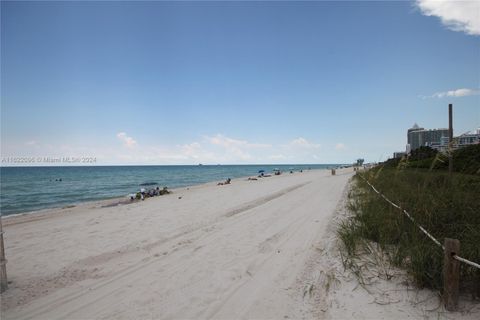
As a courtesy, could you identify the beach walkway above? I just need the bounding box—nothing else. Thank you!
[2,169,352,319]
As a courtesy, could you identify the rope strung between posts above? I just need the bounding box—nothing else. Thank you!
[356,173,480,270]
[453,255,480,269]
[357,174,444,249]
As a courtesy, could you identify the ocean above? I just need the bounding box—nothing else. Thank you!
[0,164,340,216]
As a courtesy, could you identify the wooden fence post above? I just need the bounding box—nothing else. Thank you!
[0,216,7,293]
[448,104,453,176]
[443,238,460,311]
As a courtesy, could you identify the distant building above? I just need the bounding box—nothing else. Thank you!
[407,123,449,151]
[429,136,450,152]
[428,129,479,152]
[393,152,406,159]
[453,129,480,149]
[356,158,364,166]
[454,131,480,148]
[407,123,424,151]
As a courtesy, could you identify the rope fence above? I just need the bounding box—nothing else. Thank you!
[357,173,479,269]
[355,172,480,310]
[0,219,7,293]
[452,253,480,270]
[359,174,446,250]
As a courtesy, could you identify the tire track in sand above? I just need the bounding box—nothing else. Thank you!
[8,182,312,320]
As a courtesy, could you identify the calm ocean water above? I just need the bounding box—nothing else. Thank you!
[0,164,339,216]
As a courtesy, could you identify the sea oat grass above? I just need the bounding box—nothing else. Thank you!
[339,167,480,297]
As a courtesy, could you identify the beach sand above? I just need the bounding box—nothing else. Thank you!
[1,168,478,319]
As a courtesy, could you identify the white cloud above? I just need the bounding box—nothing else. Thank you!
[4,133,358,166]
[179,142,216,161]
[416,0,480,36]
[288,137,321,149]
[423,88,480,98]
[204,134,272,162]
[272,137,323,163]
[268,154,287,160]
[206,134,271,149]
[335,143,346,150]
[116,132,137,148]
[112,134,274,164]
[180,142,202,159]
[25,140,37,146]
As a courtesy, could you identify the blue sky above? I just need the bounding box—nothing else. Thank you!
[1,1,479,165]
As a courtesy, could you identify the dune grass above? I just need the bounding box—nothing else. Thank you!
[339,167,480,298]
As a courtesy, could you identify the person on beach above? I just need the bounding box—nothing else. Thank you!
[218,178,231,185]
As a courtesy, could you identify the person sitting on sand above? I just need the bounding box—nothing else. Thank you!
[218,178,231,185]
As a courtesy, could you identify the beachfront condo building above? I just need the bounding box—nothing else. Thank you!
[455,131,480,147]
[407,123,449,151]
[406,124,479,153]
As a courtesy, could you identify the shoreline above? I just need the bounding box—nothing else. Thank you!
[1,168,329,226]
[1,165,348,218]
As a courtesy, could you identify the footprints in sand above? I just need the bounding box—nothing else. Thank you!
[258,232,283,254]
[2,266,105,310]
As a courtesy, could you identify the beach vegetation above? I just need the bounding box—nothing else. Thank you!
[383,144,480,174]
[339,145,480,298]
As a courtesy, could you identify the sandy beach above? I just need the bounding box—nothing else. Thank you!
[1,168,352,319]
[2,167,479,320]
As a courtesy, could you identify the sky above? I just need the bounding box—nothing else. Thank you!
[1,0,479,165]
